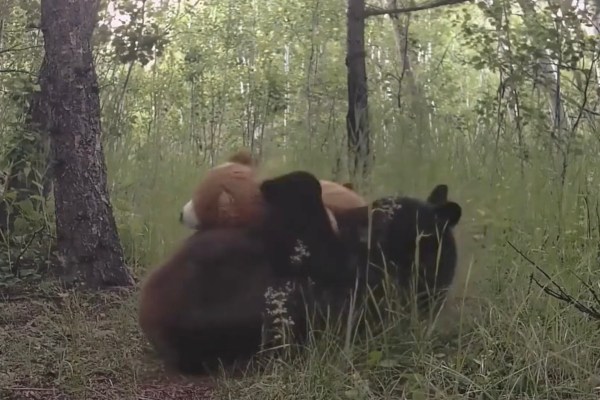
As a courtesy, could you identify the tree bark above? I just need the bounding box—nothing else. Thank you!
[39,0,133,288]
[346,0,372,185]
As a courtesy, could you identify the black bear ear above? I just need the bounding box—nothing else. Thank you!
[260,171,323,203]
[435,201,461,227]
[288,171,322,197]
[259,178,277,199]
[427,184,449,205]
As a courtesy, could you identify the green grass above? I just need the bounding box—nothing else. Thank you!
[2,127,600,399]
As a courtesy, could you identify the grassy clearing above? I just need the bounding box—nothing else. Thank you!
[3,128,600,399]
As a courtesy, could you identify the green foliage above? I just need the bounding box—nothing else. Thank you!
[0,186,52,287]
[2,0,600,397]
[0,2,52,286]
[97,0,170,66]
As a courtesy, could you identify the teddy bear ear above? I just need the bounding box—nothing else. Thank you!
[228,149,257,166]
[427,184,449,205]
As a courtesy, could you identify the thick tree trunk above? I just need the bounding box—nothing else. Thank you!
[346,0,372,184]
[39,0,133,288]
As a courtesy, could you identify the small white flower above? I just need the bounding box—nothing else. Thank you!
[375,199,402,217]
[290,239,310,265]
[264,281,297,346]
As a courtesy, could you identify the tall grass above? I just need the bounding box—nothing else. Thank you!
[103,117,600,398]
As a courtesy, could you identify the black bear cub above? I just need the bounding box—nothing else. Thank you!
[258,171,359,347]
[337,184,462,314]
[374,184,461,311]
[260,170,357,288]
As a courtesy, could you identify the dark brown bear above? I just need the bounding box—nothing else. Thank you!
[138,228,271,374]
[138,171,358,375]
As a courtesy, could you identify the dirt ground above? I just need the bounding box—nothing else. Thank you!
[0,282,219,400]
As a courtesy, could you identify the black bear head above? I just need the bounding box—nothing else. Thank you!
[338,184,462,316]
[259,170,355,288]
[259,170,359,343]
[360,184,462,312]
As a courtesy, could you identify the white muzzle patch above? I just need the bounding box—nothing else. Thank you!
[181,199,200,230]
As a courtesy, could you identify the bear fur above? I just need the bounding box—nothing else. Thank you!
[335,184,462,313]
[260,171,358,288]
[138,228,271,374]
[139,170,358,375]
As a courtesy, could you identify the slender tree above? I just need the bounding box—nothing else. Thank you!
[38,0,133,288]
[346,0,372,185]
[345,0,471,184]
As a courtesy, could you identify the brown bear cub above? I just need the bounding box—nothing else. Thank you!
[138,171,358,375]
[138,229,271,374]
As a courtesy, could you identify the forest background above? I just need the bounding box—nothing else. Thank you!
[1,0,600,398]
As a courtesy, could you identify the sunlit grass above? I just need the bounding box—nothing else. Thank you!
[3,121,600,398]
[101,121,600,398]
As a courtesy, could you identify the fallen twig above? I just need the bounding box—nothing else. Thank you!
[507,240,600,320]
